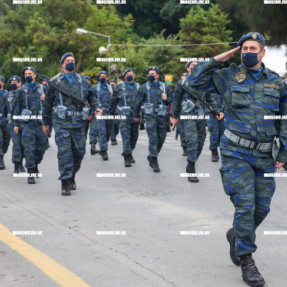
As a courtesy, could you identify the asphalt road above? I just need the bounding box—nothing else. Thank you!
[0,129,286,287]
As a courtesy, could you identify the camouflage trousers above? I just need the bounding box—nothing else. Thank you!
[9,125,24,163]
[0,122,10,156]
[177,119,187,148]
[207,113,225,150]
[119,120,139,156]
[145,116,166,157]
[89,115,98,144]
[181,119,206,163]
[220,152,275,256]
[21,124,48,169]
[97,112,113,151]
[54,125,86,181]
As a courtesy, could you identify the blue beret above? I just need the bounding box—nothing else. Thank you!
[147,66,160,74]
[185,61,192,69]
[9,75,22,83]
[0,76,5,82]
[60,52,74,65]
[97,71,108,79]
[109,79,117,84]
[22,66,36,74]
[238,32,265,48]
[84,75,91,81]
[123,68,135,77]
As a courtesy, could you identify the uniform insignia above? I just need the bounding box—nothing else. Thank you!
[252,33,257,39]
[13,78,16,80]
[264,83,280,90]
[235,67,247,83]
[28,66,31,69]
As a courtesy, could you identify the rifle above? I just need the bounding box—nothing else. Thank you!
[139,111,145,130]
[37,73,91,109]
[177,83,218,116]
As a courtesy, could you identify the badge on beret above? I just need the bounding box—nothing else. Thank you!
[13,78,16,80]
[28,67,31,70]
[252,33,257,39]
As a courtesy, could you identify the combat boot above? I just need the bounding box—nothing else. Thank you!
[14,163,20,174]
[186,162,199,182]
[61,180,71,196]
[124,154,131,167]
[19,161,26,173]
[147,155,154,168]
[100,150,108,161]
[90,143,99,155]
[211,149,219,162]
[35,165,40,178]
[70,174,76,190]
[27,168,35,184]
[129,154,135,163]
[226,227,240,266]
[111,139,117,145]
[152,157,160,173]
[240,254,265,287]
[0,155,5,170]
[182,147,187,156]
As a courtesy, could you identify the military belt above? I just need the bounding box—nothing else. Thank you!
[224,129,273,151]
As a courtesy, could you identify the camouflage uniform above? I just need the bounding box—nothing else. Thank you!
[43,73,98,181]
[91,82,113,152]
[0,90,10,157]
[134,81,172,157]
[7,90,24,164]
[190,58,287,256]
[12,83,48,170]
[110,81,140,157]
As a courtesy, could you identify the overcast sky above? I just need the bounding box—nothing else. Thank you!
[264,45,287,76]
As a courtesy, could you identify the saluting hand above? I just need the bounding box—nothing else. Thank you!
[214,47,240,63]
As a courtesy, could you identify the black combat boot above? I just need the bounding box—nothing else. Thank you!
[226,228,240,266]
[70,174,76,190]
[27,168,35,184]
[111,139,117,145]
[14,163,20,174]
[211,149,219,162]
[90,143,99,155]
[152,157,160,173]
[100,150,108,161]
[0,155,5,170]
[61,180,71,196]
[35,165,40,178]
[19,161,26,173]
[129,154,135,163]
[124,154,131,167]
[240,254,265,287]
[147,155,154,168]
[186,162,199,182]
[182,147,187,156]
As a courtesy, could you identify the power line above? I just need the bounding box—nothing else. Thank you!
[112,41,238,47]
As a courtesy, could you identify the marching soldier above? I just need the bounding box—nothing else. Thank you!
[43,52,102,195]
[7,75,25,173]
[189,32,287,287]
[91,71,113,160]
[110,68,140,167]
[0,75,10,170]
[12,67,48,184]
[134,67,172,172]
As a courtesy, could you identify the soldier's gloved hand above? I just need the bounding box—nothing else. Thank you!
[172,118,178,127]
[162,93,167,101]
[216,112,224,120]
[43,125,49,135]
[134,118,140,122]
[214,47,240,63]
[275,161,285,169]
[95,108,102,116]
[14,126,19,134]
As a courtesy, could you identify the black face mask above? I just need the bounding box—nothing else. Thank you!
[148,75,155,82]
[65,62,75,71]
[10,83,17,90]
[25,76,33,83]
[99,78,106,84]
[242,50,262,68]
